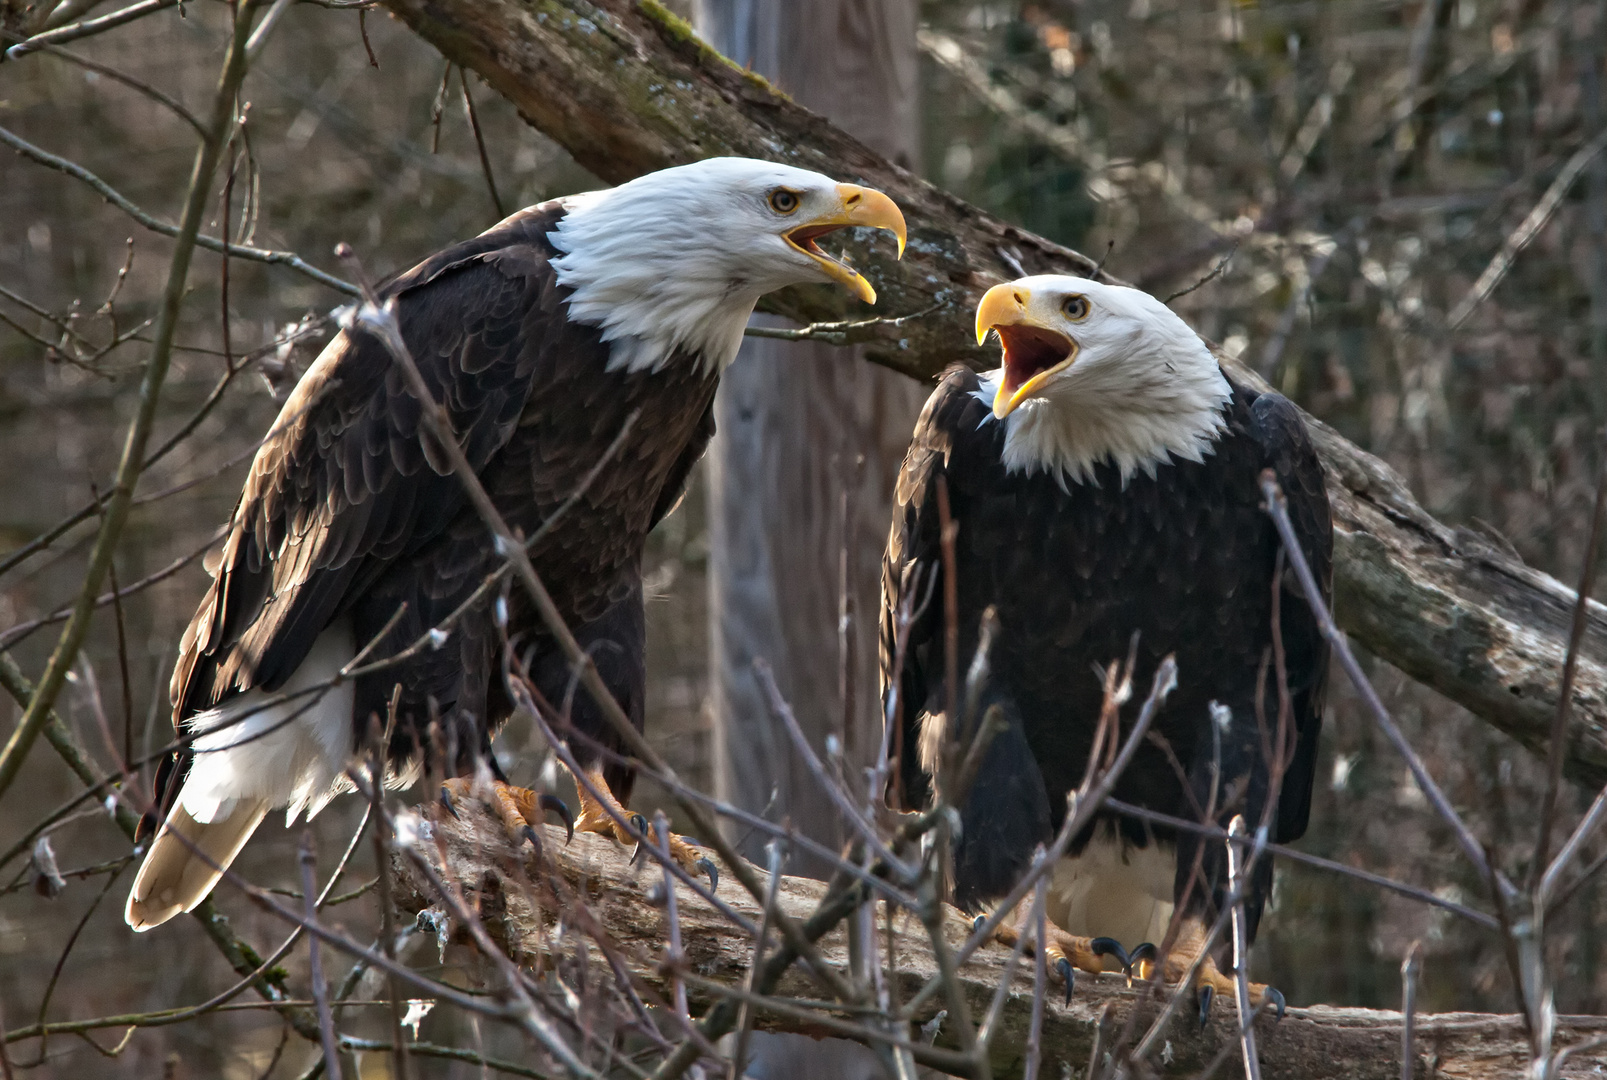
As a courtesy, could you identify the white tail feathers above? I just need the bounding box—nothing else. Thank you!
[125,800,269,931]
[125,622,358,931]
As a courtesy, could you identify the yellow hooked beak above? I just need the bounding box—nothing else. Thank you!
[975,283,1079,419]
[784,184,907,304]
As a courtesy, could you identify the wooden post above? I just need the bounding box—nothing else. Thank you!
[697,0,926,870]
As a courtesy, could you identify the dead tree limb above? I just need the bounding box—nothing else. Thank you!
[394,803,1607,1080]
[374,0,1607,791]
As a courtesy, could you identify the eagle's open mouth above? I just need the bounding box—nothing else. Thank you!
[782,185,906,305]
[785,223,854,272]
[997,323,1077,401]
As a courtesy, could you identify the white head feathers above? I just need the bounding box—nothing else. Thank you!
[547,158,900,374]
[974,275,1233,486]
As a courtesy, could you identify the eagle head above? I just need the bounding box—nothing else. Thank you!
[974,275,1233,483]
[549,158,906,373]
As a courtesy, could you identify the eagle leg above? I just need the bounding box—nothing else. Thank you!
[439,777,574,854]
[570,765,718,890]
[1138,916,1287,1022]
[987,897,1131,1002]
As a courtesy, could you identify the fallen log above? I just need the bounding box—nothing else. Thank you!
[393,802,1607,1079]
[379,0,1607,791]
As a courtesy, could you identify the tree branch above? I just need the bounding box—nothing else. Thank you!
[397,799,1607,1080]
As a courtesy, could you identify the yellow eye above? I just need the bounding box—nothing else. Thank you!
[769,188,801,214]
[1062,295,1091,321]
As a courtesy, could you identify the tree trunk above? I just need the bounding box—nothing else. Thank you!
[395,802,1607,1080]
[377,0,1607,791]
[695,0,925,870]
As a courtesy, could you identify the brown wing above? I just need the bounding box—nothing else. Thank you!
[880,365,998,811]
[144,205,571,839]
[1244,382,1333,843]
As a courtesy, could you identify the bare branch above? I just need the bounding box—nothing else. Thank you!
[4,0,177,58]
[0,124,357,296]
[1447,128,1607,329]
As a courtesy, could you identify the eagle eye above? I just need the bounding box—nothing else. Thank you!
[768,188,801,214]
[1062,295,1091,321]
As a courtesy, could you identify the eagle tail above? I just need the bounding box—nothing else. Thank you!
[124,799,268,931]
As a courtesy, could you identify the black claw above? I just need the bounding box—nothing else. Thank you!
[1089,936,1131,976]
[1197,985,1213,1029]
[1263,987,1286,1022]
[521,824,542,854]
[1055,957,1075,1006]
[538,793,574,844]
[971,914,988,936]
[1128,942,1157,973]
[696,856,719,893]
[439,786,459,819]
[629,813,651,866]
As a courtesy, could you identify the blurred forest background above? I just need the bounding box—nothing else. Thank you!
[2,0,1606,1075]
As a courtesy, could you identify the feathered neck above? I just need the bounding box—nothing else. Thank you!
[976,359,1233,487]
[547,189,766,376]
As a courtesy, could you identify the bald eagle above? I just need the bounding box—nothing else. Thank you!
[881,275,1330,1012]
[127,157,906,930]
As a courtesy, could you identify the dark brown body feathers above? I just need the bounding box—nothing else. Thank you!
[142,203,718,840]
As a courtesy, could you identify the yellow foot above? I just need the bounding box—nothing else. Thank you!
[977,902,1132,1005]
[439,776,573,854]
[571,765,719,891]
[1130,917,1286,1024]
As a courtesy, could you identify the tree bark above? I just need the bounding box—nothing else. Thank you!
[395,803,1607,1080]
[377,0,1607,791]
[695,0,925,871]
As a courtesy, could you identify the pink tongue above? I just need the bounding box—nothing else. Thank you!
[997,324,1071,392]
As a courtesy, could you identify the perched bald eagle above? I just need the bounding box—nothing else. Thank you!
[881,275,1330,1011]
[127,158,906,930]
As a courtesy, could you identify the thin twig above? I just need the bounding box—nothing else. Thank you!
[754,660,913,884]
[1022,866,1048,1080]
[4,0,177,58]
[0,313,320,582]
[1225,816,1261,1080]
[654,810,691,1023]
[1401,941,1423,1080]
[741,303,941,346]
[35,43,206,135]
[459,67,505,218]
[1164,241,1239,305]
[301,829,345,1080]
[428,60,451,153]
[1260,471,1511,901]
[729,840,784,1080]
[0,124,357,295]
[1532,436,1607,889]
[1103,798,1500,930]
[904,657,1177,1018]
[1448,127,1607,329]
[0,529,219,652]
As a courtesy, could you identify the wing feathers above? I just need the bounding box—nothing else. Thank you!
[151,204,568,837]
